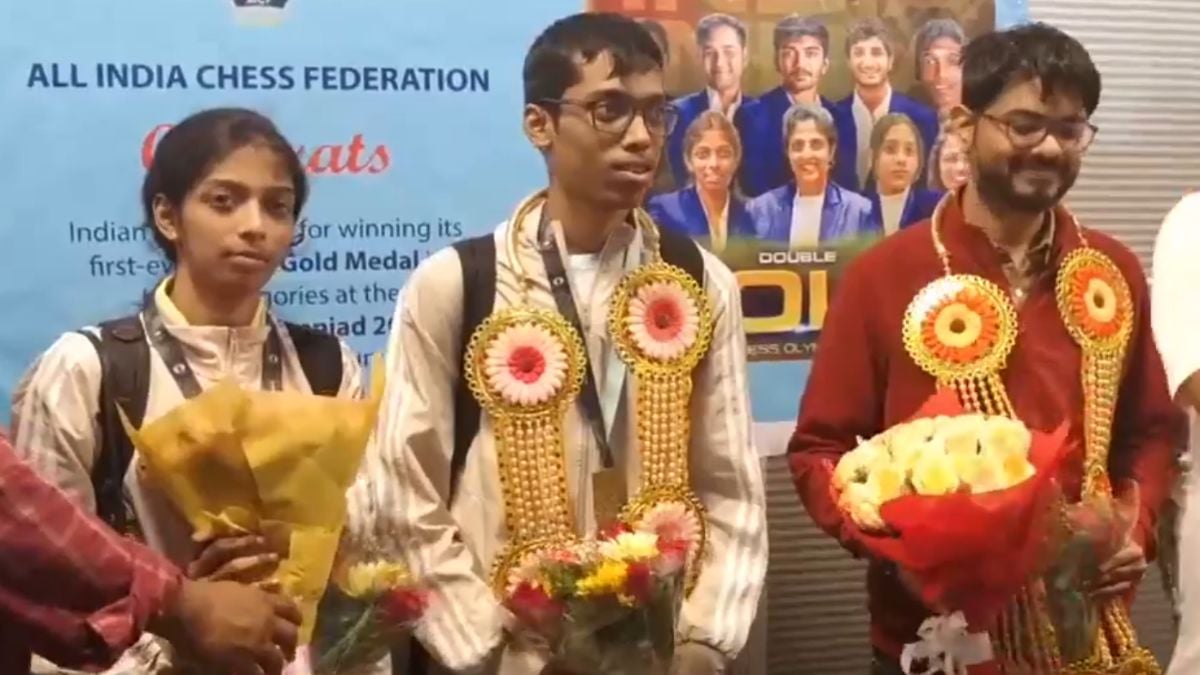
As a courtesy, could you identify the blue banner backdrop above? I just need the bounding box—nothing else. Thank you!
[0,0,1028,440]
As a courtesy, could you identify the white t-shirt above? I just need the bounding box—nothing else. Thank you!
[1152,191,1200,675]
[789,192,825,248]
[879,190,909,236]
[1153,192,1200,398]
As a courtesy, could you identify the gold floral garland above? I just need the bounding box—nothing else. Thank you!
[900,194,1158,674]
[462,191,714,595]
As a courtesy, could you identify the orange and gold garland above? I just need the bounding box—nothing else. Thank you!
[901,196,1158,674]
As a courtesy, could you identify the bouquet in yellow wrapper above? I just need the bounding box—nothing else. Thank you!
[119,361,385,645]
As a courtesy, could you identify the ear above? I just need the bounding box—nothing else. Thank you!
[523,103,555,151]
[946,104,976,147]
[820,57,830,76]
[151,194,180,245]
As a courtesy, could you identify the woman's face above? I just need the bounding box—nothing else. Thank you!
[787,119,833,193]
[938,133,970,190]
[155,143,297,296]
[687,128,739,193]
[874,123,920,195]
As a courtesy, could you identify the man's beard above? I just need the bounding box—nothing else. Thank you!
[974,154,1077,214]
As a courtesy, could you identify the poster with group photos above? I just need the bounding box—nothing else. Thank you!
[592,0,991,360]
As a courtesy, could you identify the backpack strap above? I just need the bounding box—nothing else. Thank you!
[657,224,706,288]
[283,321,344,397]
[78,315,150,534]
[449,234,497,502]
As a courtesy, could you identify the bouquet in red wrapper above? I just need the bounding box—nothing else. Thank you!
[831,389,1072,630]
[1042,482,1140,663]
[503,503,700,675]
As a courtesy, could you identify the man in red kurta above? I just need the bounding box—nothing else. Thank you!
[788,23,1182,674]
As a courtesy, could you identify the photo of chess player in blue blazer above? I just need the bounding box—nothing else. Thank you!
[832,18,938,192]
[648,110,753,251]
[862,113,943,235]
[747,103,876,247]
[664,14,758,194]
[741,16,839,199]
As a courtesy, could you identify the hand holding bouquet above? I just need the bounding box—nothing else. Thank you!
[1042,482,1140,663]
[831,388,1071,625]
[120,363,386,644]
[503,503,700,675]
[304,559,429,675]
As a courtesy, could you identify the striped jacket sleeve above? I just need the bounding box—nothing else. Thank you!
[344,248,506,672]
[677,253,768,658]
[9,332,104,509]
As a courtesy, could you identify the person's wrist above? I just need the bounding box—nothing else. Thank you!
[147,575,189,645]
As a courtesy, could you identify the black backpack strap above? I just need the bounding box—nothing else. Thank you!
[283,321,344,397]
[448,234,497,502]
[78,315,150,534]
[657,224,706,288]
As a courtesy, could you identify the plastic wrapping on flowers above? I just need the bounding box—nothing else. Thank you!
[832,388,1074,629]
[1041,481,1140,663]
[505,522,695,675]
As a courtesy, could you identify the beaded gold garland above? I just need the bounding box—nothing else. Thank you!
[1054,241,1157,675]
[467,191,714,595]
[900,194,1158,674]
[608,244,715,591]
[462,306,587,595]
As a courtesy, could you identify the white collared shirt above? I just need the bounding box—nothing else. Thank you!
[707,87,743,119]
[852,86,893,188]
[879,189,909,235]
[790,191,825,248]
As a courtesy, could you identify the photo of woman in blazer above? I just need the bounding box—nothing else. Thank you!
[864,113,944,235]
[747,102,875,249]
[647,110,754,252]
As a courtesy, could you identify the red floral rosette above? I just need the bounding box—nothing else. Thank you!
[834,389,1074,627]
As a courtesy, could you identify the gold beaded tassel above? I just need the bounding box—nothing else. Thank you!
[494,412,576,545]
[635,368,692,489]
[1055,244,1159,674]
[947,374,1062,674]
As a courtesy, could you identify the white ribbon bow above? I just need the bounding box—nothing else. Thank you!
[900,612,993,675]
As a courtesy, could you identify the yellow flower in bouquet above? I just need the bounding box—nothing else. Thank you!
[120,358,386,643]
[832,436,888,490]
[342,560,415,600]
[835,413,1038,530]
[910,443,960,496]
[576,560,630,598]
[600,531,660,563]
[980,416,1032,460]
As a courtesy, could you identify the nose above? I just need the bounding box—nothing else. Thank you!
[622,112,653,152]
[237,204,267,240]
[1030,131,1065,159]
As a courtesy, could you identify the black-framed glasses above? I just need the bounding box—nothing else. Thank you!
[540,94,678,137]
[980,111,1098,152]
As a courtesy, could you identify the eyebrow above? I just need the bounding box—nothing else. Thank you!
[201,177,295,194]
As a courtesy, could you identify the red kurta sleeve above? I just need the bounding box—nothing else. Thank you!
[787,255,887,557]
[1107,250,1185,562]
[0,433,182,670]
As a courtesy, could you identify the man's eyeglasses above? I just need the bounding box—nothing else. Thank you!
[980,111,1098,152]
[539,95,678,137]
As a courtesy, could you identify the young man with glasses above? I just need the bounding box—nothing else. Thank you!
[351,12,766,675]
[788,23,1181,674]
